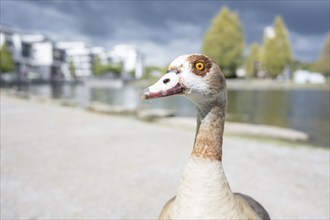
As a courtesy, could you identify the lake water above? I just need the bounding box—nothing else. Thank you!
[27,83,329,148]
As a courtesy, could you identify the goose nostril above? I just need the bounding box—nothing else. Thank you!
[163,78,170,84]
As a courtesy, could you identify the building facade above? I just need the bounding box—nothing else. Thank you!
[108,44,144,79]
[1,25,66,81]
[56,41,93,79]
[1,25,145,80]
[21,34,66,80]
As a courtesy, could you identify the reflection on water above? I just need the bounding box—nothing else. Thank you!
[91,86,139,108]
[28,83,86,105]
[50,82,64,99]
[26,83,329,148]
[226,90,330,147]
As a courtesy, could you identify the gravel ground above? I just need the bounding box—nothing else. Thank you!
[1,95,329,219]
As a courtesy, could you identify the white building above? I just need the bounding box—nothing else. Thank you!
[90,46,108,65]
[56,41,93,78]
[1,25,145,80]
[0,25,66,80]
[293,70,326,84]
[20,34,66,80]
[108,44,144,79]
[57,43,145,79]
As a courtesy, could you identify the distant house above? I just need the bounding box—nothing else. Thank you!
[0,25,66,81]
[90,46,108,66]
[1,25,145,81]
[108,44,144,79]
[293,70,326,84]
[21,34,66,80]
[57,43,145,79]
[56,41,93,79]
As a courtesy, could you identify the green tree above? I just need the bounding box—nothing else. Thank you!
[92,56,123,77]
[261,16,292,78]
[142,65,163,80]
[314,32,330,76]
[68,58,76,78]
[104,63,122,75]
[0,43,14,73]
[244,43,261,78]
[93,56,103,76]
[202,7,245,77]
[290,59,313,73]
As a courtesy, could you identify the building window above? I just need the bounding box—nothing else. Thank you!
[22,43,31,58]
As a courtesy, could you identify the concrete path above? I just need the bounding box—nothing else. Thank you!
[1,95,329,219]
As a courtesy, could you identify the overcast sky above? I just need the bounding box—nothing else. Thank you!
[2,0,329,66]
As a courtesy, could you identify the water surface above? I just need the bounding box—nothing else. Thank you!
[27,83,330,148]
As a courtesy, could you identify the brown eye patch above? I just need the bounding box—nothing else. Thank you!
[187,55,212,77]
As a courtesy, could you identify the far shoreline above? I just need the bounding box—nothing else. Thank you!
[131,78,330,91]
[153,116,330,150]
[2,90,328,149]
[216,79,329,91]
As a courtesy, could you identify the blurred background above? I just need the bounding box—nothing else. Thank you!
[1,1,329,219]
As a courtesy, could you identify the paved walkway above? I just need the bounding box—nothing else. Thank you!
[1,95,329,219]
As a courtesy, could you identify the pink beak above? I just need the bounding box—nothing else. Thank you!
[140,71,185,100]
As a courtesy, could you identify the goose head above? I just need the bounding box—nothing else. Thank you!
[140,54,227,109]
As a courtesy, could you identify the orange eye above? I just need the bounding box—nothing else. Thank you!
[195,62,204,71]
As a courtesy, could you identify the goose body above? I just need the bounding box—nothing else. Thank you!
[141,54,270,220]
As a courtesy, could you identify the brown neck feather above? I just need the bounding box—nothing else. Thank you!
[191,102,226,161]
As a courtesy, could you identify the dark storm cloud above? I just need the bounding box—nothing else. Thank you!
[2,0,329,64]
[22,1,215,43]
[5,1,329,39]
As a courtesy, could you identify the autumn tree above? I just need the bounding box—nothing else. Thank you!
[202,7,245,77]
[261,16,292,78]
[314,32,330,76]
[0,43,14,73]
[244,43,261,78]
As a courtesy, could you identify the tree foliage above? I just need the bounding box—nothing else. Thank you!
[103,63,122,75]
[92,56,122,76]
[202,7,245,77]
[314,32,330,76]
[244,43,260,78]
[142,65,163,80]
[261,16,292,78]
[0,43,15,73]
[93,56,103,76]
[290,59,313,72]
[68,58,76,78]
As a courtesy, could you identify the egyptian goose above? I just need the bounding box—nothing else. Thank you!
[140,54,270,220]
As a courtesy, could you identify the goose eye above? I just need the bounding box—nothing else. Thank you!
[195,62,204,71]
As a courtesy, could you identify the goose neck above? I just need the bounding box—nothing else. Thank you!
[192,103,225,161]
